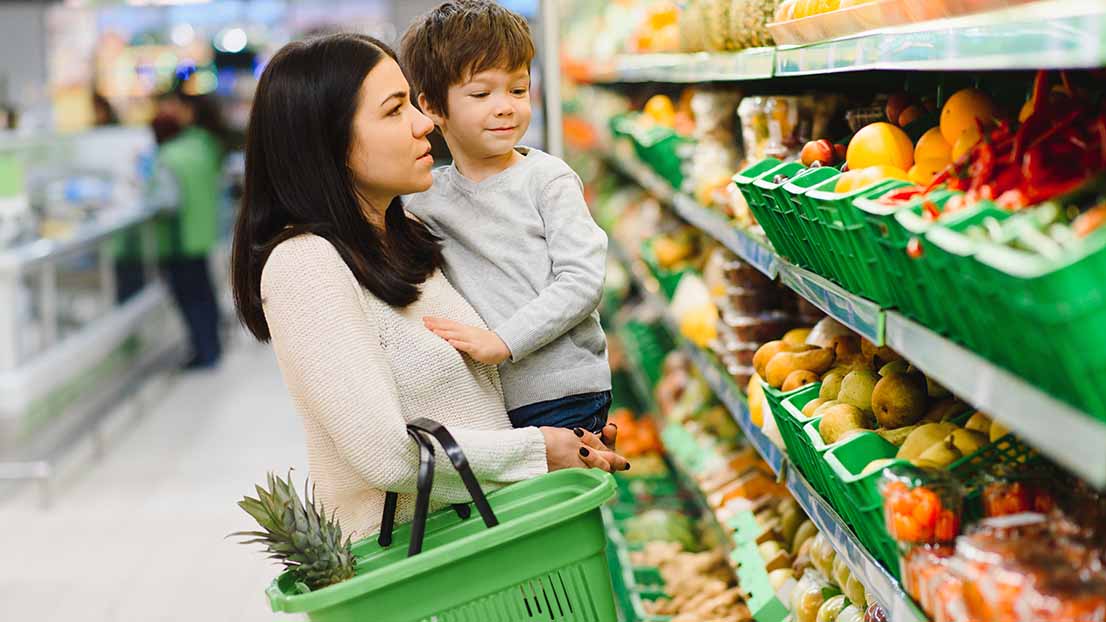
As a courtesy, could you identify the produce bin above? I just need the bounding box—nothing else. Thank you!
[762,381,822,485]
[969,214,1106,422]
[756,162,818,269]
[923,204,1014,359]
[805,177,913,303]
[733,159,794,262]
[783,166,843,278]
[855,189,959,319]
[641,238,692,301]
[778,385,829,496]
[266,421,619,622]
[823,427,1035,577]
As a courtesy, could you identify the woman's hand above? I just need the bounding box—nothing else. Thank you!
[541,426,629,473]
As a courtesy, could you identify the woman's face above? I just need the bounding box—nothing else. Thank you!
[348,57,435,211]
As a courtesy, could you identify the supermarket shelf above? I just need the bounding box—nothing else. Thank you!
[586,1,1105,83]
[775,0,1106,75]
[591,49,775,83]
[670,194,778,278]
[680,340,926,622]
[777,262,883,344]
[885,311,1106,488]
[610,230,926,620]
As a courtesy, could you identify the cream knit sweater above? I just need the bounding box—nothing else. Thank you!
[261,234,549,541]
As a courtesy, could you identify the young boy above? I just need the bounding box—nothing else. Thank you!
[401,0,612,434]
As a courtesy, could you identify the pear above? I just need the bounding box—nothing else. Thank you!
[990,419,1011,442]
[819,403,873,444]
[755,340,806,379]
[927,375,951,398]
[862,338,904,366]
[915,436,963,469]
[879,360,910,377]
[964,412,992,435]
[820,369,846,401]
[766,348,835,388]
[782,328,812,346]
[948,428,988,457]
[876,425,918,446]
[921,398,970,424]
[871,372,927,428]
[897,422,960,461]
[860,457,896,476]
[838,370,880,414]
[790,520,818,556]
[802,397,830,419]
[783,369,820,392]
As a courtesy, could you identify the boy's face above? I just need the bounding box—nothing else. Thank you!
[425,66,531,158]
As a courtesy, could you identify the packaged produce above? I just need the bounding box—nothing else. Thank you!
[836,604,865,622]
[793,569,840,622]
[981,468,1057,518]
[863,601,889,622]
[818,594,850,622]
[809,531,837,579]
[739,96,771,163]
[880,464,963,546]
[624,509,700,550]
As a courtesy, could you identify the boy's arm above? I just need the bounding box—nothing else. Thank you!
[493,173,607,362]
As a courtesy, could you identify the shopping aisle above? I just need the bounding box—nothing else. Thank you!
[0,339,307,622]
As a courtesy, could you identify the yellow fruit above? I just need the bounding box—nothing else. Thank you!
[909,158,951,186]
[748,374,765,427]
[679,304,718,347]
[865,165,911,183]
[644,94,676,128]
[846,122,915,171]
[951,125,983,162]
[940,88,995,146]
[834,165,908,193]
[816,0,841,13]
[914,127,952,163]
[990,420,1011,442]
[653,236,691,267]
[775,0,800,21]
[793,0,817,18]
[840,0,876,4]
[783,370,820,392]
[834,170,866,193]
[782,328,812,346]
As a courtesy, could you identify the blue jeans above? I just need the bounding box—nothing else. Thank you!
[508,391,612,433]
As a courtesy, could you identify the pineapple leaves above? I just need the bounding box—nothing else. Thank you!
[232,470,356,590]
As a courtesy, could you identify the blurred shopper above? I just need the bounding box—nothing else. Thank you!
[154,88,229,369]
[116,89,228,369]
[91,92,118,126]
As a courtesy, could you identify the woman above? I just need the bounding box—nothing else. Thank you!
[230,34,625,541]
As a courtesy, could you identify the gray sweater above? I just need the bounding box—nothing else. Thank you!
[405,147,610,411]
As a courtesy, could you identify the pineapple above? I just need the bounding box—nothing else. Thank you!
[233,471,356,590]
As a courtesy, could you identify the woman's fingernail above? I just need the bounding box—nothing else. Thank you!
[579,447,590,457]
[573,428,584,437]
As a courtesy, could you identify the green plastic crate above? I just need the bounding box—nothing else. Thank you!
[641,238,691,301]
[855,189,959,318]
[777,384,828,496]
[755,162,815,268]
[823,429,1034,577]
[266,469,618,622]
[923,205,1014,359]
[805,177,911,302]
[968,218,1106,422]
[762,381,821,482]
[734,159,786,254]
[783,166,843,278]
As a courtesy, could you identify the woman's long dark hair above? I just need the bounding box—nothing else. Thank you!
[232,34,442,342]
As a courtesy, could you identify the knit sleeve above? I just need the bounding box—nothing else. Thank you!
[494,172,608,361]
[261,236,548,502]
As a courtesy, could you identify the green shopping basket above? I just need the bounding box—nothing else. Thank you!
[266,418,619,622]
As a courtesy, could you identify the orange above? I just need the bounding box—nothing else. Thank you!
[940,88,995,145]
[914,127,952,163]
[865,165,911,184]
[909,158,950,186]
[834,165,908,193]
[951,124,983,162]
[846,122,915,171]
[834,169,867,193]
[643,94,676,128]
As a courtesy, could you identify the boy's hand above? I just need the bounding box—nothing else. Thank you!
[423,317,511,365]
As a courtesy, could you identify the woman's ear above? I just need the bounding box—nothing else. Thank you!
[417,93,445,128]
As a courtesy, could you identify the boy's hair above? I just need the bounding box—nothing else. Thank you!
[400,0,535,117]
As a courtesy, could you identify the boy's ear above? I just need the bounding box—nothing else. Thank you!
[417,93,445,127]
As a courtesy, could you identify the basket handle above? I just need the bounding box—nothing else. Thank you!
[376,418,499,556]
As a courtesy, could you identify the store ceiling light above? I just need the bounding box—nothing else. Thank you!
[217,28,249,54]
[126,0,211,5]
[171,24,195,47]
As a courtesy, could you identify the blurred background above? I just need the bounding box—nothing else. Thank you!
[0,1,546,620]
